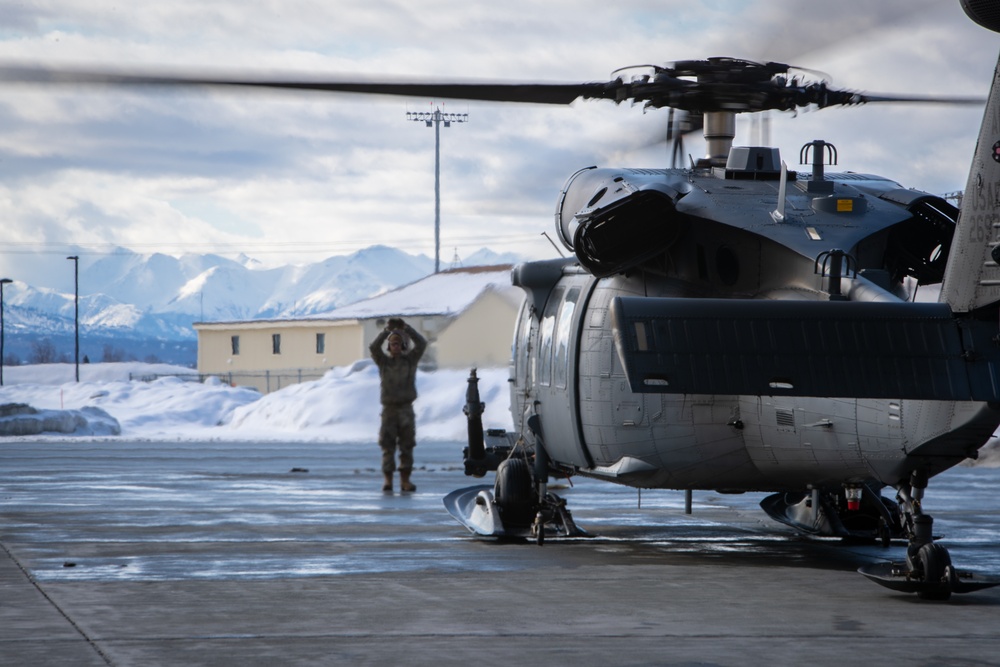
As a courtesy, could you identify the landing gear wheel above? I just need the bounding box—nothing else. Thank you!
[494,457,534,527]
[859,476,1000,598]
[916,542,953,601]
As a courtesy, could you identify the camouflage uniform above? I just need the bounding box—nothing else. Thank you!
[369,323,427,477]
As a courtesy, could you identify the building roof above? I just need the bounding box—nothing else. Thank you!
[319,265,515,321]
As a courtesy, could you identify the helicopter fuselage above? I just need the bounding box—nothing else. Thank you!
[506,152,998,495]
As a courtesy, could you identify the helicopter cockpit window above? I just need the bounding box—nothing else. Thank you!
[538,286,564,387]
[514,300,531,386]
[554,287,580,389]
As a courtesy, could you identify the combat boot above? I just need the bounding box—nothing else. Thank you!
[382,472,393,492]
[399,469,416,492]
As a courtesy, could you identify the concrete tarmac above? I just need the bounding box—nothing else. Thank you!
[2,438,999,666]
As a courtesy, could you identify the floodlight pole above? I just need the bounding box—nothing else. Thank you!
[66,255,79,382]
[406,106,468,273]
[0,278,11,386]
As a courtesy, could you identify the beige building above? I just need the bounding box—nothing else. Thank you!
[194,265,521,393]
[435,286,523,369]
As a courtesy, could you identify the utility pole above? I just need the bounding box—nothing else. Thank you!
[66,255,79,382]
[406,106,468,273]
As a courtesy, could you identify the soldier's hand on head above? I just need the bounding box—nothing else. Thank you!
[387,317,404,330]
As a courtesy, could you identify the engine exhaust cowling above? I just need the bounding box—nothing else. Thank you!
[555,167,689,277]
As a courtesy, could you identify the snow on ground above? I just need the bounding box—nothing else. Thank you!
[0,361,513,441]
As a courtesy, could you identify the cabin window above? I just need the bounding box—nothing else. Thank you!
[316,333,326,354]
[538,286,564,386]
[554,287,580,389]
[272,333,281,355]
[231,335,240,356]
[514,301,531,385]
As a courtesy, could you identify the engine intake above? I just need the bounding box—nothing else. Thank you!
[556,167,689,277]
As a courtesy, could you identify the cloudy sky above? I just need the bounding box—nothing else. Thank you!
[0,0,995,276]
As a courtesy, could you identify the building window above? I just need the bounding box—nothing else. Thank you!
[231,335,240,355]
[272,333,281,355]
[316,332,326,354]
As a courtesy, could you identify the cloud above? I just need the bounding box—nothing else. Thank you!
[0,0,994,267]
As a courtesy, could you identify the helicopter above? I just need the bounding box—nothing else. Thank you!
[3,0,1000,601]
[443,11,1000,600]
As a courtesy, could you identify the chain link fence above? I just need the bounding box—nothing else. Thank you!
[130,369,330,394]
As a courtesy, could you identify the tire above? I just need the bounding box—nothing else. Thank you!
[917,542,953,601]
[494,457,534,526]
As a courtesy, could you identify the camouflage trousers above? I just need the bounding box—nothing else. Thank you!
[379,403,416,474]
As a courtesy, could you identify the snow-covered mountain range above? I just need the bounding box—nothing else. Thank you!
[0,245,521,367]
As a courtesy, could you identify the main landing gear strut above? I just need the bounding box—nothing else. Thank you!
[443,369,586,541]
[859,470,1000,600]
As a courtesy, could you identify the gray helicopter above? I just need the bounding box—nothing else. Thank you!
[4,0,1000,601]
[447,2,1000,602]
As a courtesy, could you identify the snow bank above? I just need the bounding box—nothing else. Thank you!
[0,403,120,436]
[226,360,513,441]
[0,361,513,441]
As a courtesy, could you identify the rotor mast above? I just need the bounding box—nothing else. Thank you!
[702,111,737,166]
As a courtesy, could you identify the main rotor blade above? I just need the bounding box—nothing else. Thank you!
[0,64,614,105]
[0,63,983,110]
[853,93,985,105]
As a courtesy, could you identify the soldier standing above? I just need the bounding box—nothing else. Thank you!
[369,317,427,492]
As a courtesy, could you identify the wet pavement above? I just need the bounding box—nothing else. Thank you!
[2,438,1000,666]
